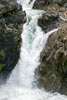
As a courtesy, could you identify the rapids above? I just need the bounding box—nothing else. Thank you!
[0,0,67,100]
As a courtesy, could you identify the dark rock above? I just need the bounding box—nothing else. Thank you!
[0,0,26,78]
[38,11,60,33]
[33,0,67,9]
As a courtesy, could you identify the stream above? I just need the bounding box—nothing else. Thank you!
[0,0,67,100]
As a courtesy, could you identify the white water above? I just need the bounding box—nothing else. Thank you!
[0,0,67,100]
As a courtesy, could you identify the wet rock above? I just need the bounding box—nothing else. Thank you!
[33,0,67,33]
[33,0,67,96]
[38,11,60,33]
[37,25,67,95]
[0,0,26,78]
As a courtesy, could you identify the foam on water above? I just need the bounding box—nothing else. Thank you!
[0,0,67,100]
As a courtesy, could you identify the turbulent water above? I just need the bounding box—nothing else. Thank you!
[0,0,67,100]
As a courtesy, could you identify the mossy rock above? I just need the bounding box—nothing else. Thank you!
[0,50,4,56]
[0,63,6,71]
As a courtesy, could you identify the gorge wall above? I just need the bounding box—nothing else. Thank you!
[33,0,67,95]
[0,0,26,78]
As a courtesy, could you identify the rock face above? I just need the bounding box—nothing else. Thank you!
[0,0,26,77]
[33,0,67,9]
[33,0,67,95]
[34,0,67,33]
[37,25,67,95]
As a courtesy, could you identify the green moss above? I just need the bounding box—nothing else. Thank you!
[0,50,5,60]
[62,57,67,67]
[4,29,9,34]
[7,12,12,16]
[0,50,4,56]
[15,36,20,49]
[0,64,5,71]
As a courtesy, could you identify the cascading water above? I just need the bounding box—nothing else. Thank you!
[0,0,67,100]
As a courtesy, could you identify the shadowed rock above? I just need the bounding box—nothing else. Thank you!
[0,0,26,79]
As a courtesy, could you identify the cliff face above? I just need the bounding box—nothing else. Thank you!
[0,0,26,77]
[33,0,67,95]
[38,26,67,95]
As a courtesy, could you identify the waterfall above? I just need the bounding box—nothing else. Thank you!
[0,0,67,100]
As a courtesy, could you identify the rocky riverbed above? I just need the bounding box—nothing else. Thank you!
[0,0,26,78]
[33,0,67,95]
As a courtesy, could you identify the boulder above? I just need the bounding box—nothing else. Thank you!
[38,11,60,33]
